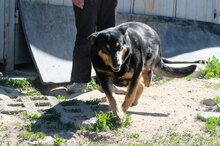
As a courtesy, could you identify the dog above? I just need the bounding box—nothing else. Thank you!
[89,22,197,123]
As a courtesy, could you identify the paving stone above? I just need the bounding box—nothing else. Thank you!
[203,98,216,106]
[0,92,98,128]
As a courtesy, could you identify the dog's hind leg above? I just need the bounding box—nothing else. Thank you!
[122,74,141,112]
[142,67,152,87]
[132,78,144,106]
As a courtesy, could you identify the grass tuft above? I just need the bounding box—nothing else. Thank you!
[93,112,131,131]
[199,56,220,78]
[87,78,98,91]
[0,77,32,89]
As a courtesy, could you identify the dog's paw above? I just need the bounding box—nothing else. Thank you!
[131,101,138,106]
[116,116,126,124]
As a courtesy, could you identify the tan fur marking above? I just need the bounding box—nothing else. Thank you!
[98,50,112,66]
[116,46,127,65]
[107,94,125,121]
[125,31,129,40]
[132,77,144,106]
[116,42,120,47]
[122,75,141,112]
[122,47,127,60]
[96,68,114,76]
[120,70,134,79]
[142,67,151,87]
[106,44,110,48]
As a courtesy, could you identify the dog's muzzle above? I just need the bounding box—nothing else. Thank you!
[111,65,121,72]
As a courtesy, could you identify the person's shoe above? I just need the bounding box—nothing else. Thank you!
[98,84,126,95]
[67,83,88,94]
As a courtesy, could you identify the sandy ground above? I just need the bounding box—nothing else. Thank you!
[0,78,220,145]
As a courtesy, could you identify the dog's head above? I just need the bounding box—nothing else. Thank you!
[89,26,130,72]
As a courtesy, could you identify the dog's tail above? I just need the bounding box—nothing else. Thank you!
[154,59,197,78]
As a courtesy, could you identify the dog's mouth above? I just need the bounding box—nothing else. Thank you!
[111,66,121,72]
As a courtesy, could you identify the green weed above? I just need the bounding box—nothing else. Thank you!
[23,91,42,96]
[199,56,220,78]
[185,75,193,81]
[127,133,140,139]
[19,132,46,141]
[86,98,101,105]
[4,133,10,138]
[57,95,66,101]
[54,135,64,146]
[24,112,41,121]
[152,76,171,84]
[87,78,98,91]
[0,77,32,89]
[36,142,50,146]
[203,83,220,89]
[0,122,8,131]
[89,142,100,146]
[197,113,220,135]
[80,126,86,131]
[93,112,131,131]
[213,96,220,104]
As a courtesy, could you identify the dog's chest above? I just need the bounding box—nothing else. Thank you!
[113,71,133,87]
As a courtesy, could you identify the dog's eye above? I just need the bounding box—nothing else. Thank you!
[102,47,110,54]
[116,42,120,48]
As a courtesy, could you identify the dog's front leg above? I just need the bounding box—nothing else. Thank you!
[97,72,126,123]
[122,73,141,112]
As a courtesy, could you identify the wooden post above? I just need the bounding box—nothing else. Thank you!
[4,0,16,71]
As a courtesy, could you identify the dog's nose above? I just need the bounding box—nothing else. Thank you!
[114,66,120,70]
[112,64,121,72]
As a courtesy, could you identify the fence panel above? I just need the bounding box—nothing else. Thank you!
[176,0,218,23]
[0,0,4,60]
[133,0,176,17]
[117,0,132,13]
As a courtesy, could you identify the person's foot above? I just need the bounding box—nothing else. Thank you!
[67,83,88,94]
[98,84,126,95]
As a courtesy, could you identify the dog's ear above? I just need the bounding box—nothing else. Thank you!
[119,26,129,41]
[88,32,99,45]
[118,26,128,35]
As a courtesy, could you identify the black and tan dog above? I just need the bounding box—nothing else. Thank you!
[89,22,196,122]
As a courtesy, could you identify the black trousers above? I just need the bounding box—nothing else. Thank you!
[71,0,118,83]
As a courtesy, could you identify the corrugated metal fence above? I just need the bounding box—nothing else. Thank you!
[14,0,220,24]
[118,0,219,24]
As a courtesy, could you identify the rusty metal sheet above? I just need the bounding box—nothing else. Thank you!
[133,0,175,17]
[0,0,4,60]
[19,0,76,84]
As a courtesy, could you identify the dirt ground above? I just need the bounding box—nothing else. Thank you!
[0,77,220,145]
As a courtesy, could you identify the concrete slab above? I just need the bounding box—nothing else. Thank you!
[19,0,76,84]
[168,47,220,62]
[200,112,220,120]
[0,94,98,128]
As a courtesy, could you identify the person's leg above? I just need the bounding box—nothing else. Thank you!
[68,1,98,93]
[97,0,118,31]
